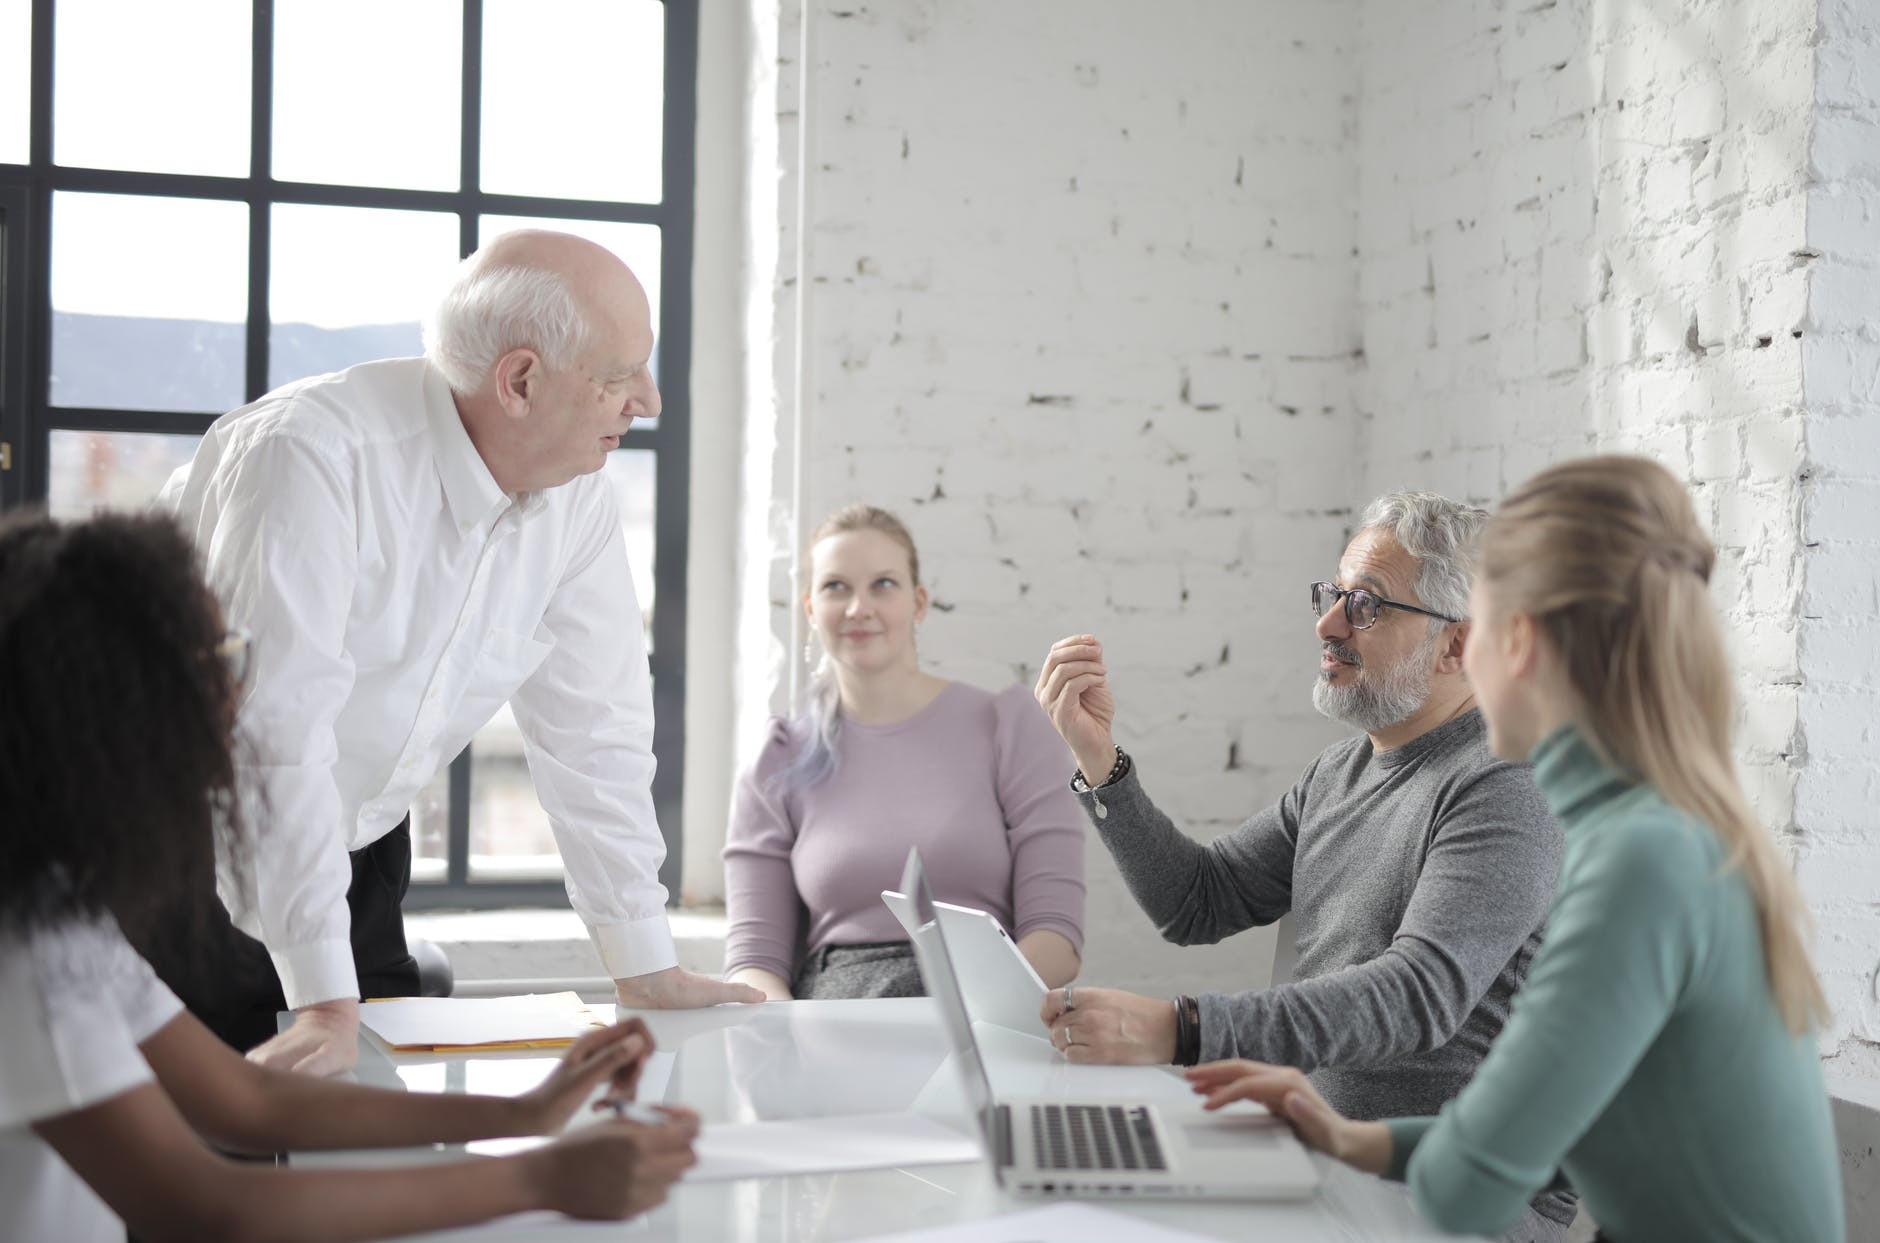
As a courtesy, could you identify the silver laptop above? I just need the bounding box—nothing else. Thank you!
[881,888,1049,1037]
[899,850,1321,1200]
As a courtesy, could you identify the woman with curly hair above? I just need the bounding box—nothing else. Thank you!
[0,510,697,1242]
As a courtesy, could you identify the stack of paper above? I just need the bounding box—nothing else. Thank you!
[359,992,610,1052]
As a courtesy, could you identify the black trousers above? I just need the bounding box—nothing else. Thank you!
[145,819,423,1053]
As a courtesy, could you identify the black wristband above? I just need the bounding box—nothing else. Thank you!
[1172,994,1201,1066]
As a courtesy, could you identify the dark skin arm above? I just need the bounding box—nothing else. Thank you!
[33,1012,698,1242]
[142,1008,650,1152]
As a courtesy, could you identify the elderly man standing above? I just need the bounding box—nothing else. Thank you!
[1034,492,1572,1242]
[159,230,762,1076]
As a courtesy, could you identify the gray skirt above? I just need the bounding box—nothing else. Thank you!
[792,940,924,999]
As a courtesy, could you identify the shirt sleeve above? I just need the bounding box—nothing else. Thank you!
[187,433,362,1010]
[719,722,806,982]
[1386,820,1707,1237]
[508,478,675,981]
[991,686,1085,952]
[1197,761,1562,1068]
[1078,759,1305,946]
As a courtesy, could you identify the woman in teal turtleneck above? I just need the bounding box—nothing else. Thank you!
[1186,456,1844,1243]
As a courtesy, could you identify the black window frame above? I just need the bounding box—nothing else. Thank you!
[0,0,695,908]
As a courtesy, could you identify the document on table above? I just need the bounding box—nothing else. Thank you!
[851,1203,1229,1242]
[358,992,610,1052]
[685,1112,981,1182]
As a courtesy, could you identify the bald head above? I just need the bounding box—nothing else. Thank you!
[423,229,651,396]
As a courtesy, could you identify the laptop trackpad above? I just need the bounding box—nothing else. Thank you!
[1181,1117,1285,1150]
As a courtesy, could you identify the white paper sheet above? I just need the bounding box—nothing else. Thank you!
[684,1112,982,1182]
[851,1203,1231,1243]
[358,993,605,1049]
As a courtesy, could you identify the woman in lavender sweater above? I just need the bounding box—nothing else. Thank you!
[722,505,1086,1001]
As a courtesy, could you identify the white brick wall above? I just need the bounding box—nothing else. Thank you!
[721,0,1365,997]
[692,1,1878,1113]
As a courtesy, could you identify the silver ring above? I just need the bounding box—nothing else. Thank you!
[1063,985,1076,1011]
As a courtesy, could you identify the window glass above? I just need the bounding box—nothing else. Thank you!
[0,0,28,165]
[53,0,250,177]
[465,449,654,880]
[272,0,461,191]
[269,203,460,388]
[50,192,248,412]
[47,429,200,517]
[478,215,662,426]
[480,0,664,205]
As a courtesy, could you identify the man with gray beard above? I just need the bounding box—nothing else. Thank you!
[1033,492,1572,1243]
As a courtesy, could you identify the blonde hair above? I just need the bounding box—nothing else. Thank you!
[1480,455,1828,1033]
[784,505,923,788]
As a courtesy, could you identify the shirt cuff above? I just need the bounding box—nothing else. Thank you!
[270,938,361,1010]
[589,915,679,981]
[1384,1116,1436,1181]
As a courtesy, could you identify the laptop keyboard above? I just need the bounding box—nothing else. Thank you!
[1029,1103,1168,1172]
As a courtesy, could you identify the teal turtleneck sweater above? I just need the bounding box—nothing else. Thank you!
[1384,727,1843,1242]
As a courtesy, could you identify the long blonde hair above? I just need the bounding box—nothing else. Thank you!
[1480,455,1828,1033]
[784,504,923,789]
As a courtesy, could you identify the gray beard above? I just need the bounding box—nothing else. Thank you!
[1311,629,1442,733]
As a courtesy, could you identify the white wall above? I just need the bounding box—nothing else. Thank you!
[704,0,1366,996]
[688,0,1878,1092]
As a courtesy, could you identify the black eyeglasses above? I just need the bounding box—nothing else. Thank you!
[1310,581,1463,630]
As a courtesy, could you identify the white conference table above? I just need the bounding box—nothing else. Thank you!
[293,998,1486,1242]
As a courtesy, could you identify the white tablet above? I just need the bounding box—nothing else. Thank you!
[881,889,1050,1039]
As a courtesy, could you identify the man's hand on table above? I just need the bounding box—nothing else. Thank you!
[1040,985,1177,1064]
[245,996,361,1076]
[615,965,765,1009]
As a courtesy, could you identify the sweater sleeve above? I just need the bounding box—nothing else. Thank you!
[1198,760,1563,1069]
[1079,760,1304,945]
[991,686,1086,952]
[1393,817,1706,1237]
[719,721,805,981]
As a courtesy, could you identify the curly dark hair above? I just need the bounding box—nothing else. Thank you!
[0,509,246,943]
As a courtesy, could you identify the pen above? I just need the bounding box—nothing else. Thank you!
[607,1100,670,1125]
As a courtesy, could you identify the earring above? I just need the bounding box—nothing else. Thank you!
[803,638,816,665]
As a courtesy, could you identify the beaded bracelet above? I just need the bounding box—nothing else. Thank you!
[1069,744,1130,793]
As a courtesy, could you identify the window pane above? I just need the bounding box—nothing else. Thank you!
[50,192,248,412]
[270,204,460,388]
[0,0,27,165]
[410,763,452,884]
[47,430,200,518]
[606,448,657,641]
[478,215,662,427]
[54,0,249,177]
[272,0,461,191]
[465,448,654,881]
[480,0,663,204]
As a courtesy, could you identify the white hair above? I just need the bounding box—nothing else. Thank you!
[1358,490,1486,625]
[422,259,593,395]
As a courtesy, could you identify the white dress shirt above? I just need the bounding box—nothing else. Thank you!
[160,357,675,1009]
[0,915,185,1243]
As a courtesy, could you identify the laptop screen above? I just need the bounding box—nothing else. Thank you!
[901,849,1003,1170]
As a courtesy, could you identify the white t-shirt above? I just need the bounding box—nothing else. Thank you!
[0,914,184,1243]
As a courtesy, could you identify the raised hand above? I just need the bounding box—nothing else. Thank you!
[1033,634,1118,783]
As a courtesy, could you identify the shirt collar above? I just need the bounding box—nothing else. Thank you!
[421,363,528,531]
[1529,723,1633,826]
